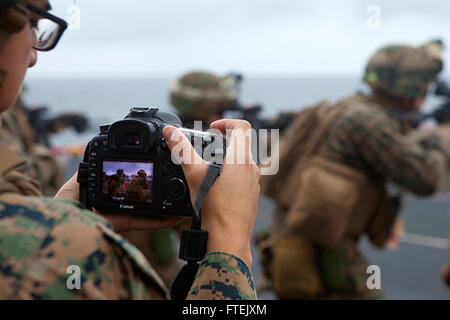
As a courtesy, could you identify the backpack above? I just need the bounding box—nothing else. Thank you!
[260,99,346,210]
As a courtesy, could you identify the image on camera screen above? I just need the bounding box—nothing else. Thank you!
[102,160,154,204]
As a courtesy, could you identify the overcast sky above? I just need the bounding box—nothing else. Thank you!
[27,0,450,78]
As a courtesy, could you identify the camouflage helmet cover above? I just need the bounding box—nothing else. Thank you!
[169,71,240,120]
[363,41,444,99]
[137,169,147,178]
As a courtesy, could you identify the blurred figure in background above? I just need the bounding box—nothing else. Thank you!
[170,71,241,129]
[0,89,65,196]
[0,0,259,299]
[122,70,243,286]
[444,240,450,286]
[0,86,89,196]
[260,40,450,299]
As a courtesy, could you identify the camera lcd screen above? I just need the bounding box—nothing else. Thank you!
[102,160,154,204]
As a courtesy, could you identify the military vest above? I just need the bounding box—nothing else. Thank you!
[261,96,397,249]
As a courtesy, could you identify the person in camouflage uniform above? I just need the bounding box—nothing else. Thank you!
[0,0,259,300]
[170,71,240,129]
[0,91,66,196]
[106,169,125,199]
[123,71,244,287]
[125,169,149,202]
[262,40,450,299]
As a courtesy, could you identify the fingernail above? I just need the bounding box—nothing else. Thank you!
[163,125,176,142]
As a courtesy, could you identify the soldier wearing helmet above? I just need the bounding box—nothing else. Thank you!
[261,40,450,300]
[0,0,259,300]
[130,71,241,284]
[126,169,149,202]
[169,71,241,128]
[106,168,125,199]
[129,70,244,287]
[363,41,443,110]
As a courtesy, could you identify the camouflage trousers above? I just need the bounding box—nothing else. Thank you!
[319,239,383,300]
[259,207,383,300]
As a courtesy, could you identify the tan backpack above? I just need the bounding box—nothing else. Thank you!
[260,98,398,298]
[260,96,395,249]
[260,99,344,210]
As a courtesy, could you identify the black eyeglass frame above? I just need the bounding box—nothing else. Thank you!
[25,2,68,51]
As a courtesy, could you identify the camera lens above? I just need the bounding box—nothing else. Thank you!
[166,177,186,201]
[126,132,141,145]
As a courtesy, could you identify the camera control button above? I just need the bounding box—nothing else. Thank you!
[89,172,97,178]
[102,139,108,146]
[161,138,168,150]
[90,192,96,199]
[166,177,186,201]
[93,141,99,148]
[90,151,97,157]
[89,162,97,168]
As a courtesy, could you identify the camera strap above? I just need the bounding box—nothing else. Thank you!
[77,147,92,210]
[170,157,224,300]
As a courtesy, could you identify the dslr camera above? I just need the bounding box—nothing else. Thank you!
[78,107,222,217]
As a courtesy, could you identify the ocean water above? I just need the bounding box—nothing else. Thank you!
[24,76,363,145]
[22,76,450,299]
[24,76,445,146]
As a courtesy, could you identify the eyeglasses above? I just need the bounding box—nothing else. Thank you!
[25,3,67,51]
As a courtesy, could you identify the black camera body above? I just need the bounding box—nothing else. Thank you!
[78,107,218,217]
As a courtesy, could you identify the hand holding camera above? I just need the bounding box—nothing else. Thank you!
[56,108,259,267]
[163,119,260,268]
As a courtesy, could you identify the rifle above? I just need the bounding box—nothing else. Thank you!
[24,105,90,147]
[226,103,297,133]
[224,103,297,165]
[413,80,450,127]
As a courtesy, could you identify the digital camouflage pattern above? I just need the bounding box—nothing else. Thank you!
[0,97,66,196]
[364,41,443,99]
[318,92,450,195]
[169,71,240,121]
[303,92,450,299]
[0,194,256,299]
[0,147,256,299]
[188,252,256,300]
[0,194,167,299]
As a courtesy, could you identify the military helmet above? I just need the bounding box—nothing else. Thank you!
[363,40,444,99]
[137,169,147,178]
[169,71,241,120]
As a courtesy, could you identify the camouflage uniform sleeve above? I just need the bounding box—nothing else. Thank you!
[329,105,450,195]
[0,194,168,300]
[187,251,256,300]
